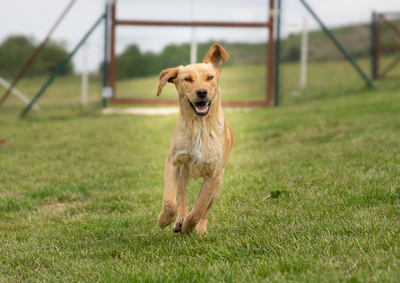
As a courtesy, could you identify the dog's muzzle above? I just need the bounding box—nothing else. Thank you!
[188,100,211,116]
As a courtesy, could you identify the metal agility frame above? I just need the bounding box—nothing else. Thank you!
[372,11,400,80]
[14,0,378,117]
[107,0,276,107]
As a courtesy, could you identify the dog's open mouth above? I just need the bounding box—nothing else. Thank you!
[188,100,211,116]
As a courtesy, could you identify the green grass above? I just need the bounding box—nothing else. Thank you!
[1,71,400,281]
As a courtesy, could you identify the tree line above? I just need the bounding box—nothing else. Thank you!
[103,42,234,80]
[0,35,73,78]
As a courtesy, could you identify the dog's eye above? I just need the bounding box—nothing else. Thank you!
[184,77,193,82]
[207,76,214,81]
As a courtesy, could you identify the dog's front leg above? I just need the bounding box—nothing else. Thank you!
[172,164,190,233]
[195,174,223,234]
[157,159,178,229]
[180,173,223,235]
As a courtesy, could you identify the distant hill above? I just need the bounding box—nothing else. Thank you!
[211,20,399,64]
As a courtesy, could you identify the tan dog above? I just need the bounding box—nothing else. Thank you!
[156,44,234,235]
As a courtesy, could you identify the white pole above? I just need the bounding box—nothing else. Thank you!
[0,76,40,111]
[190,0,197,64]
[81,40,88,106]
[190,27,197,64]
[300,16,308,89]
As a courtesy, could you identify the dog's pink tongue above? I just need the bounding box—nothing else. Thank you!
[195,101,208,111]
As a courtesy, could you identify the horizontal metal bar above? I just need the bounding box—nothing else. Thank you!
[109,98,270,107]
[378,12,400,16]
[114,20,270,28]
[377,76,400,80]
[381,46,400,52]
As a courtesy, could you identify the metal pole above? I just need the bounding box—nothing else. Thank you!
[300,16,308,89]
[190,0,197,64]
[274,0,281,107]
[108,1,116,99]
[20,14,106,118]
[81,40,89,106]
[190,27,197,64]
[267,0,275,106]
[0,76,40,111]
[371,12,377,80]
[376,14,382,79]
[0,0,77,108]
[103,2,110,108]
[298,0,376,89]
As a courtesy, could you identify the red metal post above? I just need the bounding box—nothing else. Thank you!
[266,0,275,106]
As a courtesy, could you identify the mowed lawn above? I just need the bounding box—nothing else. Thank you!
[1,74,400,280]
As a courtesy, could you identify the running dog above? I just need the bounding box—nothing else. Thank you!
[156,44,234,235]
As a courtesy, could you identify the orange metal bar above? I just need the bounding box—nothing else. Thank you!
[266,0,275,106]
[115,20,270,28]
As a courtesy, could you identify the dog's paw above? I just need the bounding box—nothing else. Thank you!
[180,217,197,235]
[172,218,184,233]
[195,219,208,235]
[157,210,176,229]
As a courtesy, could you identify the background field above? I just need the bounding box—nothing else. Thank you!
[1,61,400,281]
[4,56,400,110]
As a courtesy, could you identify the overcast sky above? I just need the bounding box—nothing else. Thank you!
[1,0,399,72]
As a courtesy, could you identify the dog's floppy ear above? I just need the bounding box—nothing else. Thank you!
[203,44,229,71]
[157,66,182,96]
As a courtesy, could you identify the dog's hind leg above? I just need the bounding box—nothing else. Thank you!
[172,165,190,233]
[180,172,223,235]
[157,159,178,229]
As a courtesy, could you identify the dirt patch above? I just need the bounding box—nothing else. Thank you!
[41,201,81,212]
[0,191,22,196]
[102,107,179,116]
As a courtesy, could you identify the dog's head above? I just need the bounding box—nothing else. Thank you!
[157,44,229,117]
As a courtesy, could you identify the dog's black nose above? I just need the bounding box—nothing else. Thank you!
[196,89,208,99]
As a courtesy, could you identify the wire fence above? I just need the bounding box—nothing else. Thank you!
[278,0,400,105]
[0,0,400,109]
[0,0,105,107]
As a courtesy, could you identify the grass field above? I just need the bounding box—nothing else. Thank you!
[1,60,400,281]
[4,56,400,109]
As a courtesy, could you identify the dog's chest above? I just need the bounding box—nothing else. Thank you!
[187,139,219,178]
[172,121,223,178]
